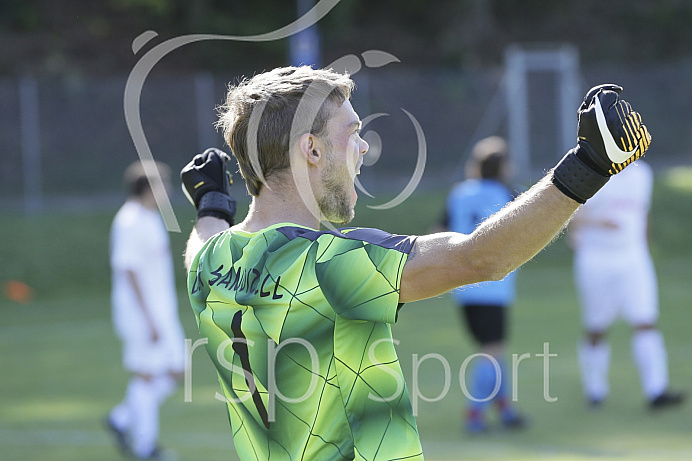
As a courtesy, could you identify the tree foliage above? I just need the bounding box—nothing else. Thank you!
[2,0,692,76]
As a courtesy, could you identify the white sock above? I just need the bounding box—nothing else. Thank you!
[578,340,611,401]
[632,329,669,400]
[110,378,139,430]
[153,374,177,404]
[129,376,160,458]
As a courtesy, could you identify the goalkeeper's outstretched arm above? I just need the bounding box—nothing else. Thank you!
[400,176,577,303]
[399,84,651,303]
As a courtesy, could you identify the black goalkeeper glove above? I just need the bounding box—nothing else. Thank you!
[181,148,236,225]
[552,84,652,203]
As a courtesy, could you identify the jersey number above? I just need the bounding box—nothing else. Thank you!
[231,310,271,429]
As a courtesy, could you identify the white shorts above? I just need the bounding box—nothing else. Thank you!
[117,318,186,375]
[121,333,185,375]
[574,249,659,332]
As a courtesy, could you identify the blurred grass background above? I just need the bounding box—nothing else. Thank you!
[1,167,692,460]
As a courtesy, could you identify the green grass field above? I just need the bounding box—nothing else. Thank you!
[2,167,692,460]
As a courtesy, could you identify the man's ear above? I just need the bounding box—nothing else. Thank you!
[298,133,323,166]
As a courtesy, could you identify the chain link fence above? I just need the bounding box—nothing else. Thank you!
[2,58,691,213]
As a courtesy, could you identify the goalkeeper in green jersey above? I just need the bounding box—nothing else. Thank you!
[181,66,651,460]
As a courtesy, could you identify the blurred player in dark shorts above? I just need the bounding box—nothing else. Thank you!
[442,136,526,432]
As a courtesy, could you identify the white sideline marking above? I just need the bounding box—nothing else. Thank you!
[0,320,111,344]
[0,429,109,447]
[3,428,692,459]
[0,429,233,449]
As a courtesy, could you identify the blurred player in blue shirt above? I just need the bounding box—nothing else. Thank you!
[442,136,526,433]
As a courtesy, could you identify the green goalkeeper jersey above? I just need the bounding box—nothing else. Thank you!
[188,223,423,460]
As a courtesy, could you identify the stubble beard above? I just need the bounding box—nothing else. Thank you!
[317,157,355,225]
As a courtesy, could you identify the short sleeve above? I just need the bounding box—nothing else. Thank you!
[313,228,416,324]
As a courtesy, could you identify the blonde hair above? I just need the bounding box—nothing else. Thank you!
[216,66,355,196]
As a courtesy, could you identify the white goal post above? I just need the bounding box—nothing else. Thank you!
[505,43,581,180]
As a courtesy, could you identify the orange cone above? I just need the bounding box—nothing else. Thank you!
[3,280,34,304]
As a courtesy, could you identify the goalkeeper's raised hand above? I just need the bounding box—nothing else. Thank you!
[552,84,652,203]
[578,84,651,174]
[181,148,236,225]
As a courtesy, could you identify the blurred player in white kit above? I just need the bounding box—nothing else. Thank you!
[106,160,185,459]
[570,160,684,409]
